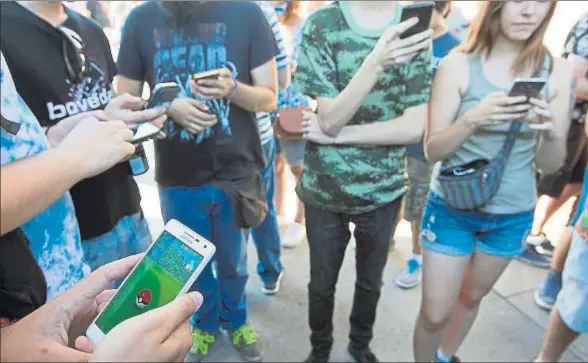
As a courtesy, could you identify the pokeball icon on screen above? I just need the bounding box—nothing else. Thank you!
[136,289,152,309]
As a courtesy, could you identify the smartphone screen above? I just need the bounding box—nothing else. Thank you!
[94,231,204,334]
[131,122,161,144]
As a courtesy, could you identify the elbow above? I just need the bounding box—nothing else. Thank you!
[537,154,565,176]
[407,120,425,144]
[255,90,278,113]
[319,118,341,137]
[424,140,445,163]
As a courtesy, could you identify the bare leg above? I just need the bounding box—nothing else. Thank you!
[532,184,582,236]
[411,221,422,255]
[439,251,511,356]
[274,154,288,218]
[535,307,579,362]
[413,250,471,363]
[551,227,574,273]
[290,165,305,225]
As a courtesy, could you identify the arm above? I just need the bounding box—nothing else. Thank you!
[0,148,81,236]
[115,75,144,97]
[229,58,278,113]
[278,66,291,89]
[535,59,574,174]
[567,52,588,101]
[316,60,381,136]
[293,17,367,136]
[331,104,427,145]
[424,53,474,162]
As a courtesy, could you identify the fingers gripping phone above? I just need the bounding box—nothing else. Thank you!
[399,2,434,40]
[508,78,547,101]
[193,69,223,82]
[145,82,181,109]
[86,219,215,345]
[131,82,181,144]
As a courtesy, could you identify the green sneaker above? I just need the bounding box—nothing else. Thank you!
[229,324,263,362]
[186,329,217,362]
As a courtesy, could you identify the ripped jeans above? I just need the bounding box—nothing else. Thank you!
[421,193,533,258]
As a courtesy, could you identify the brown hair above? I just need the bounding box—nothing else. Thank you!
[281,1,302,25]
[458,1,556,77]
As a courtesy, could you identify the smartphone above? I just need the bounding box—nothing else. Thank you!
[193,69,223,82]
[85,219,216,345]
[399,2,434,40]
[145,82,181,110]
[131,122,161,144]
[508,78,546,100]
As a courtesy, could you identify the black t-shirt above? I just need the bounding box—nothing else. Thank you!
[0,2,142,240]
[117,1,277,187]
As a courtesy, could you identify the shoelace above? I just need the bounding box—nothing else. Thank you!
[232,324,259,346]
[190,332,215,355]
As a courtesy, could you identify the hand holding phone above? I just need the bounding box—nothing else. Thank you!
[79,291,202,362]
[86,219,215,346]
[368,6,433,70]
[460,91,531,128]
[190,68,235,100]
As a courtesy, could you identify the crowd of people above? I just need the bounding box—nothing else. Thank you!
[0,1,586,363]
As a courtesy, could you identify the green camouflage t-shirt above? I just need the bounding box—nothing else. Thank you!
[293,2,432,215]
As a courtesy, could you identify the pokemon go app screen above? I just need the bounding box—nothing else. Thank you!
[96,231,203,334]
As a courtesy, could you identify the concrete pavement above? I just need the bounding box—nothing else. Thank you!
[135,141,587,362]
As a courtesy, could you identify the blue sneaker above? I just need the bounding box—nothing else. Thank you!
[518,244,551,269]
[534,270,562,310]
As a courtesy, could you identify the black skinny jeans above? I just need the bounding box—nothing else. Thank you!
[305,198,401,355]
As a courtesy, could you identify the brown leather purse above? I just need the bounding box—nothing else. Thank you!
[274,107,311,139]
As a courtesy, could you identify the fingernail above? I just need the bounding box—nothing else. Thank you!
[188,292,203,311]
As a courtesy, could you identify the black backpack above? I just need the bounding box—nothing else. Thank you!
[0,228,47,322]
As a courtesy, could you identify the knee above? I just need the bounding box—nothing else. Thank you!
[458,287,487,310]
[308,280,336,300]
[420,307,452,331]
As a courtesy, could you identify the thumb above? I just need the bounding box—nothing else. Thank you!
[114,93,145,110]
[143,292,203,339]
[75,335,97,354]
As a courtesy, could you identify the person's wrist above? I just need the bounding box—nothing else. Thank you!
[226,79,238,100]
[49,146,87,184]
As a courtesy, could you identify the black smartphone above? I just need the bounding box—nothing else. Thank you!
[399,2,434,40]
[145,82,181,109]
[508,78,546,100]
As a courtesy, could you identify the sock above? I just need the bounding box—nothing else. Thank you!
[436,349,452,363]
[410,253,423,265]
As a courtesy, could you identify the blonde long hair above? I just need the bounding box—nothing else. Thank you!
[458,1,557,76]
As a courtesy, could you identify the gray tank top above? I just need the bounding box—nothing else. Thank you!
[430,54,547,214]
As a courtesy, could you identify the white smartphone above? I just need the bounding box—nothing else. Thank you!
[85,219,215,346]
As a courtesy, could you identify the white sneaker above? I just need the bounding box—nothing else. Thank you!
[526,233,548,246]
[281,223,306,249]
[277,215,289,228]
[395,259,422,289]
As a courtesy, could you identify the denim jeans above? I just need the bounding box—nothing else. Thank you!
[158,185,248,331]
[249,138,283,286]
[82,212,152,272]
[305,198,402,354]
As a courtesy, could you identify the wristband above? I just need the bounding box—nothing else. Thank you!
[226,79,238,99]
